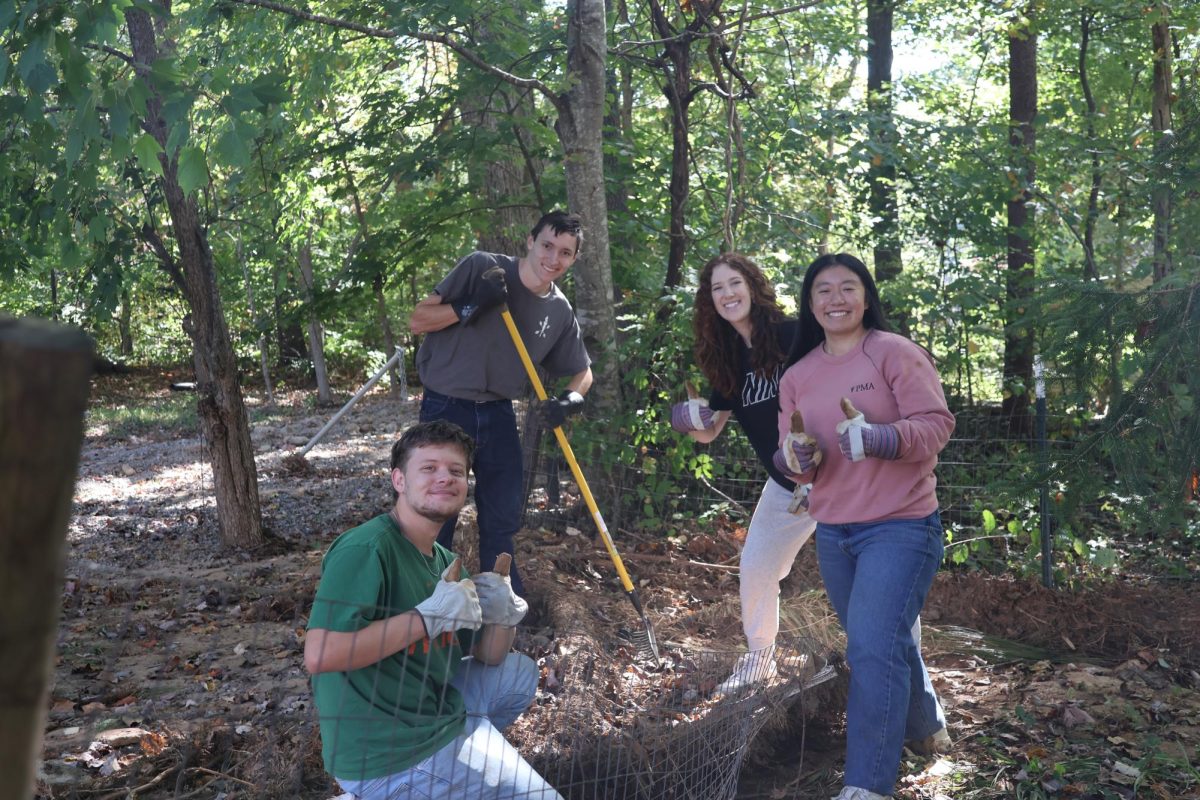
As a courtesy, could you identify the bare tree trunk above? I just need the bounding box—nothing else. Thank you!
[297,236,332,405]
[372,272,402,397]
[707,35,747,252]
[0,317,93,799]
[1106,168,1132,416]
[126,3,263,548]
[646,0,694,291]
[1002,6,1037,436]
[239,236,274,406]
[118,287,134,357]
[603,0,633,248]
[463,74,534,254]
[867,0,902,286]
[559,0,620,413]
[1078,8,1102,281]
[273,263,302,367]
[1150,2,1173,282]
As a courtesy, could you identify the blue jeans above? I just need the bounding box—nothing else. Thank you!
[336,653,561,800]
[815,512,947,796]
[420,389,526,596]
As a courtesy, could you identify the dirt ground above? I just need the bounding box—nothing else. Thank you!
[35,372,1200,799]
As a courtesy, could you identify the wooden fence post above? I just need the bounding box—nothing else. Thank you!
[0,316,94,798]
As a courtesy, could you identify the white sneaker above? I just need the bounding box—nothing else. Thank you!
[715,647,777,695]
[906,726,952,756]
[831,787,891,800]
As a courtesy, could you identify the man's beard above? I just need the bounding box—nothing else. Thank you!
[410,497,460,524]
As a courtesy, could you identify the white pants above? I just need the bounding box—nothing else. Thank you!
[739,480,929,653]
[336,654,561,800]
[740,479,818,650]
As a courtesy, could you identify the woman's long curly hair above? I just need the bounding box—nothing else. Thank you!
[693,253,786,399]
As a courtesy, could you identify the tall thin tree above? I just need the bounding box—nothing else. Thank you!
[126,3,264,548]
[1150,1,1173,282]
[866,0,902,287]
[1002,5,1037,435]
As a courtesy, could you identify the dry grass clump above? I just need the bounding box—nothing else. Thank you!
[238,720,333,800]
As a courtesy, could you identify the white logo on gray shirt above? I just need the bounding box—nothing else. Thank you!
[536,316,551,338]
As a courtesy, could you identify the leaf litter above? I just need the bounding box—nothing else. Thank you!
[35,371,1200,799]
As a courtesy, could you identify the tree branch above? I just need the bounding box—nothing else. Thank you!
[139,222,187,294]
[83,43,137,68]
[224,0,562,111]
[225,0,395,37]
[612,0,823,55]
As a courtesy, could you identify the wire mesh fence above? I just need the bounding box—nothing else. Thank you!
[519,402,1091,577]
[516,634,834,800]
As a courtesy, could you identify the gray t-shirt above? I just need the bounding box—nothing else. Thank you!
[415,252,591,401]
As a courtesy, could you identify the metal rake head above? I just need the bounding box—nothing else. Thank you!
[622,618,662,666]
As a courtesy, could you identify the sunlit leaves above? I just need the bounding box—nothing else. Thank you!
[248,72,288,107]
[214,125,251,168]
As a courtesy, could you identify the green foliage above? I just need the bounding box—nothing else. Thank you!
[567,286,764,530]
[1,0,1198,570]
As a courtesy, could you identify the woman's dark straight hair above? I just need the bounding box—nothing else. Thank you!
[792,252,893,361]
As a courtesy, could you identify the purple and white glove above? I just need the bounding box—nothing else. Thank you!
[836,416,900,461]
[772,433,822,476]
[670,399,716,433]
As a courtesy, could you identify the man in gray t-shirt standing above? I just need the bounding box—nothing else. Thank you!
[409,211,593,596]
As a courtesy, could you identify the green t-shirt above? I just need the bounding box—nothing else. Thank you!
[308,513,472,780]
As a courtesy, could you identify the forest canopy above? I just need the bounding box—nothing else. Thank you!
[2,0,1197,556]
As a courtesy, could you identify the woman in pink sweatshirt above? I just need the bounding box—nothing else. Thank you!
[773,253,953,800]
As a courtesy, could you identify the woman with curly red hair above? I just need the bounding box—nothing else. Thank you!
[669,252,815,693]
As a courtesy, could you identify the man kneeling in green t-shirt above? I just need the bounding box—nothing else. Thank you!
[305,420,561,799]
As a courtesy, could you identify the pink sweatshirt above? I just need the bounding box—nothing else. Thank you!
[777,329,954,524]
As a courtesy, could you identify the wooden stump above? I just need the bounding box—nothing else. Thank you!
[0,316,94,798]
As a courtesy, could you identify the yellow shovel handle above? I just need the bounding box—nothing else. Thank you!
[499,309,637,594]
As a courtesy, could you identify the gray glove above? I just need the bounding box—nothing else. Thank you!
[414,561,483,639]
[472,571,528,627]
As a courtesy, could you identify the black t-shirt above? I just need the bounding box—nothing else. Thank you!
[708,319,802,490]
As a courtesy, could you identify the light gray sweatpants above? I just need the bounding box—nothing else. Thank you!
[739,479,818,650]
